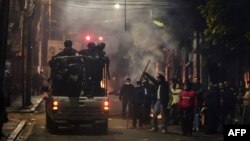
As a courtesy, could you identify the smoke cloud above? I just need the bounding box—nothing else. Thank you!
[54,0,186,86]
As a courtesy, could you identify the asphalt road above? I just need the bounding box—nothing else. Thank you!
[13,101,223,141]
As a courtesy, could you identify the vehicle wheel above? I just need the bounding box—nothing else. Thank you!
[98,122,108,134]
[46,113,58,132]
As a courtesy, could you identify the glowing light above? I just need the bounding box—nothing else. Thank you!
[104,101,109,106]
[104,100,109,111]
[114,3,120,9]
[86,35,91,41]
[98,36,103,41]
[53,101,58,106]
[53,100,58,111]
[153,20,164,27]
[101,80,105,88]
[150,113,162,119]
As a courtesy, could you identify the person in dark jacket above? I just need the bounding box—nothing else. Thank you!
[53,40,78,57]
[78,42,96,57]
[222,81,236,125]
[0,93,8,138]
[142,79,155,125]
[3,71,12,106]
[131,80,145,128]
[31,71,43,95]
[143,72,169,133]
[119,78,135,119]
[192,77,204,131]
[48,39,78,81]
[204,83,220,134]
[48,40,82,97]
[79,42,102,97]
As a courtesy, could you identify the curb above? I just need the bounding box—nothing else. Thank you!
[6,120,27,141]
[4,96,44,141]
[10,96,44,113]
[30,96,44,112]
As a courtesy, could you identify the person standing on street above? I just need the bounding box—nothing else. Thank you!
[179,82,197,136]
[142,79,155,125]
[204,83,220,134]
[131,80,145,129]
[31,71,43,96]
[143,72,169,133]
[119,78,134,119]
[0,93,8,139]
[3,71,12,106]
[192,77,204,131]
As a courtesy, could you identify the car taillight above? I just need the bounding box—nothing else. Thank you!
[53,100,58,111]
[104,101,109,111]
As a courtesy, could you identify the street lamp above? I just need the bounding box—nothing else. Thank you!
[114,3,120,9]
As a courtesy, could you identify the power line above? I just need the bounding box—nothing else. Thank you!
[55,0,188,9]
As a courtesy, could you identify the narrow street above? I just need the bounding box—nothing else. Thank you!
[11,100,223,141]
[1,1,250,141]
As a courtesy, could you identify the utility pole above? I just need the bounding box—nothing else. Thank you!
[21,0,34,107]
[0,0,10,99]
[49,0,51,39]
[26,10,33,106]
[21,9,26,107]
[124,0,127,31]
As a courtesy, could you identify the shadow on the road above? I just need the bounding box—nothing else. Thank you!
[167,131,223,139]
[48,127,123,136]
[164,131,181,136]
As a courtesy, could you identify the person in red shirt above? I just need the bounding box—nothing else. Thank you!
[179,82,197,136]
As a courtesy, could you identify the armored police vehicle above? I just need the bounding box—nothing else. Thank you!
[45,43,109,133]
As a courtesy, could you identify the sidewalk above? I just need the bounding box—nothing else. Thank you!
[2,94,44,141]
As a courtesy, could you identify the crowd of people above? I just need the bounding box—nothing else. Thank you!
[119,73,250,136]
[48,40,109,97]
[1,39,250,139]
